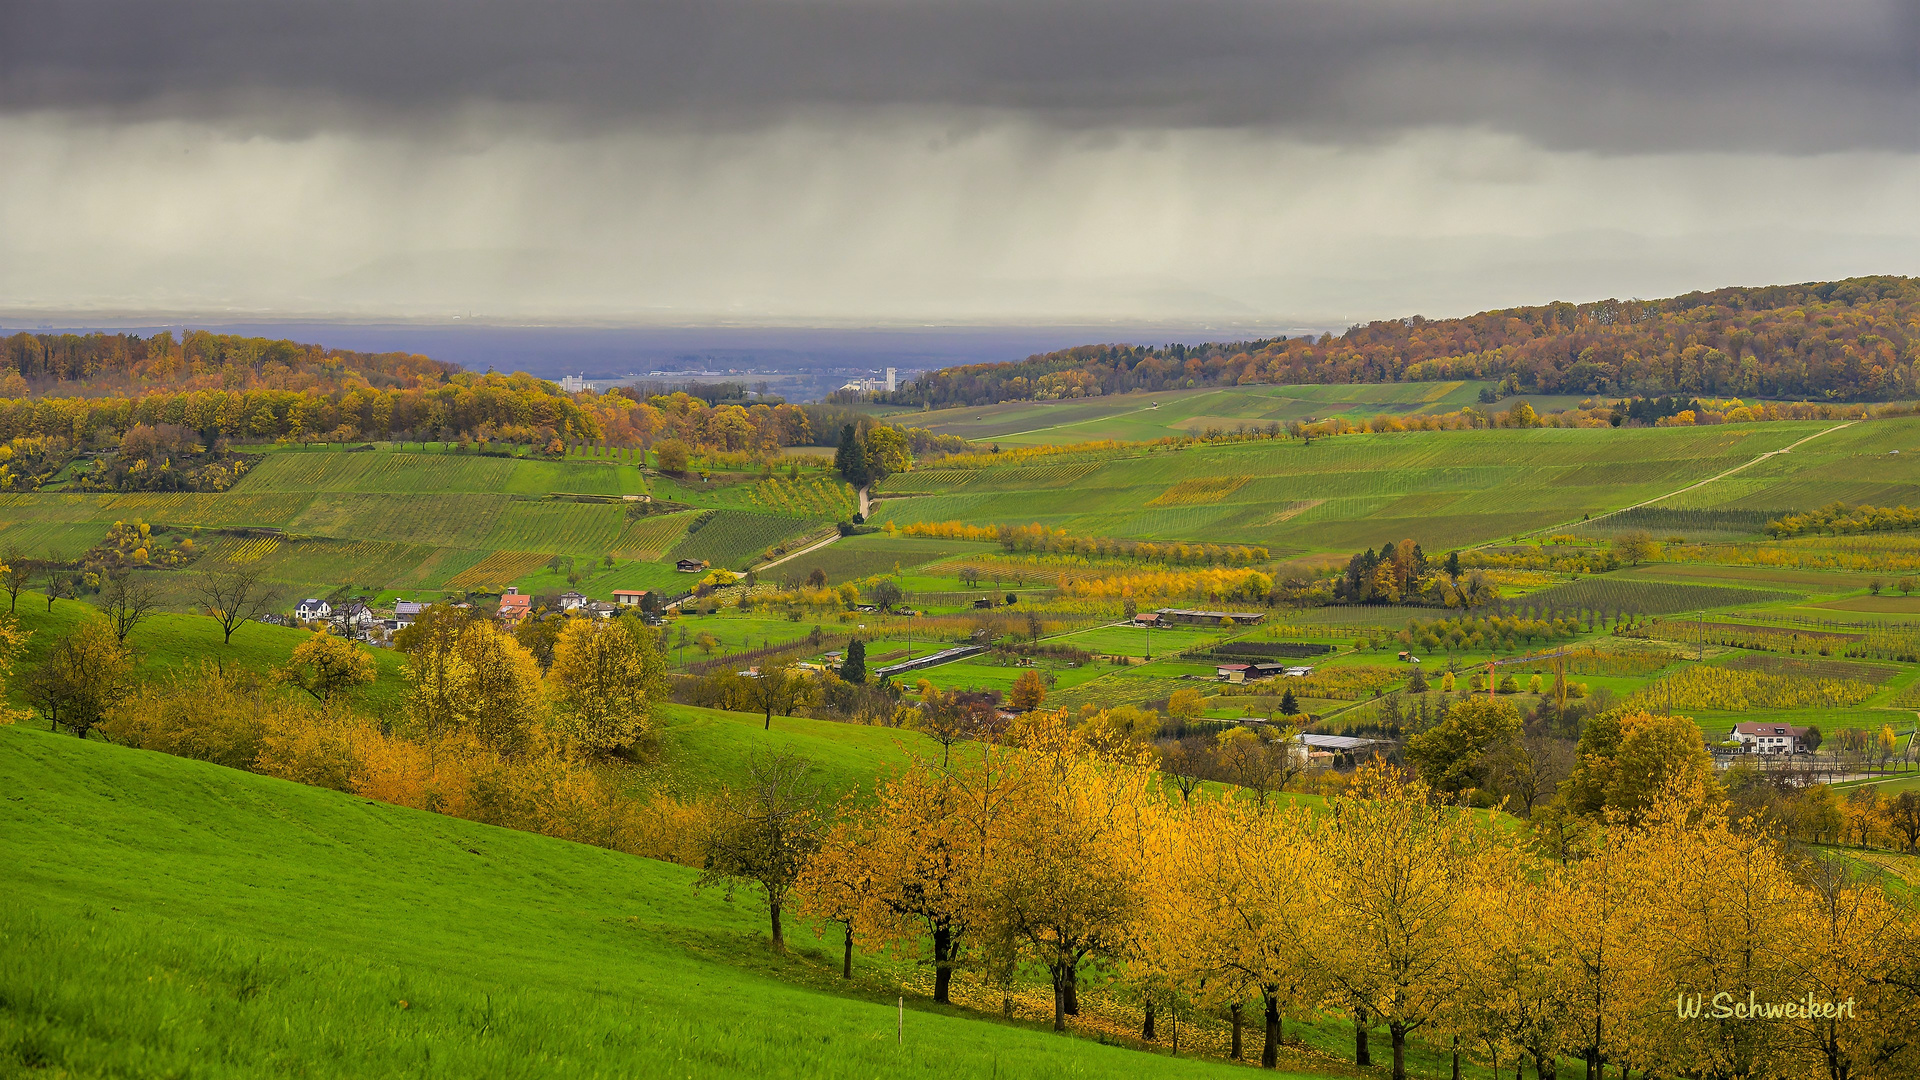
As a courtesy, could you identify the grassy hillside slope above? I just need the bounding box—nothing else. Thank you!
[901,381,1538,445]
[0,724,1285,1080]
[0,446,837,602]
[876,420,1847,552]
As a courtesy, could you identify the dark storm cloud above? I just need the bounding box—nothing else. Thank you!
[5,0,1920,153]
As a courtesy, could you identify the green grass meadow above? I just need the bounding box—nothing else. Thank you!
[0,724,1288,1080]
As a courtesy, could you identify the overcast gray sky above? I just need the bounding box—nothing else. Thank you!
[6,0,1920,325]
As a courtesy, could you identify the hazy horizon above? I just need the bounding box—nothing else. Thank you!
[0,319,1341,383]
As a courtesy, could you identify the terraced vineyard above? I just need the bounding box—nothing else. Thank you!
[874,422,1840,553]
[738,476,859,517]
[899,381,1549,445]
[669,510,822,568]
[1500,578,1795,618]
[0,449,672,597]
[446,549,555,590]
[610,511,700,560]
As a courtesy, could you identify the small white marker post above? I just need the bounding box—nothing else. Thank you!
[897,996,903,1045]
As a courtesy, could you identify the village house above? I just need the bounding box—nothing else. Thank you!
[612,589,648,608]
[497,587,532,622]
[338,602,376,631]
[394,601,425,627]
[294,598,332,622]
[1130,612,1161,627]
[676,558,709,573]
[1732,722,1813,754]
[560,591,588,611]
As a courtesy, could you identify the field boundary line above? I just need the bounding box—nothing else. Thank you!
[1489,421,1855,548]
[757,530,842,571]
[981,390,1228,440]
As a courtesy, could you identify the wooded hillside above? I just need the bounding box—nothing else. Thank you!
[889,276,1920,407]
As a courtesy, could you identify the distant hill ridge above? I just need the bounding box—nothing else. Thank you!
[883,275,1920,408]
[0,328,457,395]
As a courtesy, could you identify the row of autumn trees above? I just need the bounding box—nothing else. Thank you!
[885,276,1920,406]
[749,712,1920,1080]
[10,601,686,854]
[0,376,817,460]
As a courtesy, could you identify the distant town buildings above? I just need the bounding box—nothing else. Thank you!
[839,369,901,395]
[560,374,587,393]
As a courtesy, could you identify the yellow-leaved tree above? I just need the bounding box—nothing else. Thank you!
[799,748,1004,1003]
[547,617,667,755]
[399,608,542,755]
[280,632,376,704]
[0,611,28,724]
[971,727,1150,1032]
[1313,765,1505,1080]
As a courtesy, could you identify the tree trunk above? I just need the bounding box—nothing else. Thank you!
[764,708,772,730]
[1262,989,1280,1068]
[931,926,955,1004]
[1050,964,1068,1032]
[1063,964,1079,1015]
[769,900,783,950]
[1452,1035,1461,1080]
[1535,1049,1557,1080]
[1231,1002,1244,1060]
[1390,1022,1408,1080]
[1355,1008,1371,1066]
[841,922,853,979]
[1142,999,1155,1041]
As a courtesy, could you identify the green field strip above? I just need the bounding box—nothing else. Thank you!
[0,520,101,558]
[285,491,508,546]
[483,500,626,555]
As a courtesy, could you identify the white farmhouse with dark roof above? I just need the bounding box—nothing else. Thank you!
[1732,722,1812,754]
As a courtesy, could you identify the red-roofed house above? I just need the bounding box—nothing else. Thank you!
[497,587,531,622]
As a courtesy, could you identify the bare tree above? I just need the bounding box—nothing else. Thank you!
[750,661,815,730]
[0,547,28,613]
[1160,740,1207,802]
[41,559,73,612]
[1487,735,1578,817]
[194,565,279,645]
[1215,727,1301,807]
[26,623,134,739]
[695,749,823,950]
[100,569,161,643]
